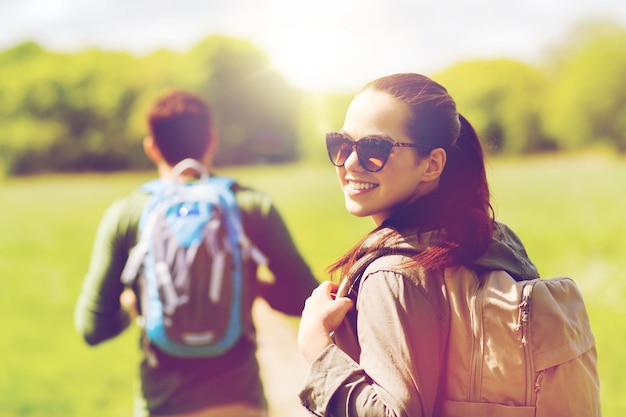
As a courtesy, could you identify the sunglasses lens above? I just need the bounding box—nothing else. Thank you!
[357,138,392,172]
[326,133,352,167]
[325,133,394,172]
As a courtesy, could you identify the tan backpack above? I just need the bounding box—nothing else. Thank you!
[442,268,601,417]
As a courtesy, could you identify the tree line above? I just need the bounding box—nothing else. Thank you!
[0,36,301,176]
[435,20,626,155]
[1,20,625,177]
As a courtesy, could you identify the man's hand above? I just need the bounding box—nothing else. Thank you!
[120,288,139,320]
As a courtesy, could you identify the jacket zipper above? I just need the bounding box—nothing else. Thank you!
[468,279,486,402]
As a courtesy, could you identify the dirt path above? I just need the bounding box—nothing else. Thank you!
[253,299,312,417]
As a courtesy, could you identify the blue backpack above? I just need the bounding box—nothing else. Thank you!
[121,158,265,357]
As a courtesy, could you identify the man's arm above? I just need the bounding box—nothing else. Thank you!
[74,198,136,345]
[237,188,319,316]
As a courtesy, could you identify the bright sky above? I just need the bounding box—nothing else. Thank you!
[1,0,625,92]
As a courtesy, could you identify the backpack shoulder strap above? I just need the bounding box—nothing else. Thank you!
[121,174,192,286]
[337,247,418,299]
[206,175,267,267]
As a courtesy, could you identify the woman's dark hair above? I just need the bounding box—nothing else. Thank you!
[147,90,213,165]
[329,73,494,278]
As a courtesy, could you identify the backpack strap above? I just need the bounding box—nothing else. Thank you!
[120,180,171,286]
[336,247,418,299]
[207,176,268,267]
[170,158,209,180]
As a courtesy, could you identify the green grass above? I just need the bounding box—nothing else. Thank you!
[0,154,623,416]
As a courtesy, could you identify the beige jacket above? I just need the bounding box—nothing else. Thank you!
[299,223,539,417]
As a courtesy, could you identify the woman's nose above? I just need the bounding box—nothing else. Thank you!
[343,147,363,171]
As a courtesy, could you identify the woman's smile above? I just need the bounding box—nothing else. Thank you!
[347,179,379,191]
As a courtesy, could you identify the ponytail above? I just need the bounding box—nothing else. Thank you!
[416,114,494,269]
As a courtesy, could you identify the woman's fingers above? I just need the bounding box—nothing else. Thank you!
[298,281,354,363]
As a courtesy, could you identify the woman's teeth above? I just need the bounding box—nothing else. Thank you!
[349,181,378,190]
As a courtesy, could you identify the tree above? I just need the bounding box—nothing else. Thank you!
[297,91,356,164]
[542,21,626,152]
[0,36,303,176]
[188,36,302,165]
[435,59,553,154]
[5,49,142,174]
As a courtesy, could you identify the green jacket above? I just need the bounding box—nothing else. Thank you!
[299,222,539,417]
[75,178,319,416]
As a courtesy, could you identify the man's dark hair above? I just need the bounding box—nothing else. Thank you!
[147,90,213,165]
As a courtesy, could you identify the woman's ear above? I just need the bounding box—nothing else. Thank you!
[421,148,447,182]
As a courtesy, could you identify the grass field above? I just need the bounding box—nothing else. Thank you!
[0,153,624,416]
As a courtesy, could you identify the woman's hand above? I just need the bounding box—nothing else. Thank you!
[298,281,354,364]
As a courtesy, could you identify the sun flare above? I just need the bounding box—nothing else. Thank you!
[257,2,385,93]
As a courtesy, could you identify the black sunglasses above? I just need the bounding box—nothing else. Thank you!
[325,132,432,172]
